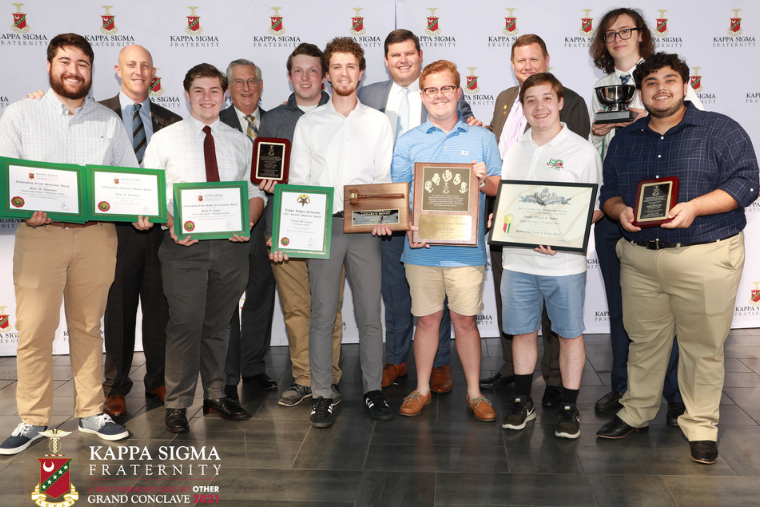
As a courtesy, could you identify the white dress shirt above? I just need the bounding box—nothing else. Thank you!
[290,99,393,215]
[143,115,265,216]
[385,80,422,140]
[233,106,261,134]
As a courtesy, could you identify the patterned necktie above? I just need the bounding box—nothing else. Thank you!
[395,87,410,144]
[620,74,632,85]
[132,103,146,164]
[245,114,258,141]
[202,126,220,182]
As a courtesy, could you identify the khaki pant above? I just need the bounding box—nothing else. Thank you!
[616,233,744,441]
[267,236,343,386]
[13,223,117,425]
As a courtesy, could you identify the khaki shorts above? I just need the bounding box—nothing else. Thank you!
[405,264,485,317]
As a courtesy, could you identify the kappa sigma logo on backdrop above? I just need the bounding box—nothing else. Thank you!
[149,69,182,109]
[714,9,755,47]
[653,9,682,48]
[462,66,494,108]
[83,6,134,47]
[347,7,380,47]
[419,7,456,47]
[253,6,301,48]
[564,9,594,47]
[690,66,716,105]
[170,6,219,47]
[32,430,79,507]
[0,302,18,344]
[0,3,46,46]
[736,282,760,316]
[0,306,13,333]
[488,7,519,48]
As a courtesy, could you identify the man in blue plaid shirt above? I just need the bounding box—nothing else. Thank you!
[596,52,759,465]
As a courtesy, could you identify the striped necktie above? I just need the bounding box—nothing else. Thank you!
[245,114,258,141]
[132,103,146,164]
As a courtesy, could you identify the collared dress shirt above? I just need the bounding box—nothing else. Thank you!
[290,99,393,215]
[142,115,264,216]
[233,106,260,135]
[386,80,422,140]
[501,123,602,276]
[117,91,154,147]
[600,102,759,244]
[0,89,137,168]
[392,115,502,267]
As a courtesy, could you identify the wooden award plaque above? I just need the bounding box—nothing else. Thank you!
[342,182,409,233]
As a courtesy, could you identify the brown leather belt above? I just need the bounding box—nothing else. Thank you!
[47,221,99,229]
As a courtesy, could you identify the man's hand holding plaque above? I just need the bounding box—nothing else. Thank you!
[631,176,679,228]
[251,137,290,185]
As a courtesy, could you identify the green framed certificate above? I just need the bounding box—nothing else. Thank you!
[0,156,88,222]
[173,181,250,241]
[86,165,167,223]
[271,184,333,259]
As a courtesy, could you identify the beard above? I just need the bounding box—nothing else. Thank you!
[49,72,91,101]
[646,95,685,119]
[331,81,358,97]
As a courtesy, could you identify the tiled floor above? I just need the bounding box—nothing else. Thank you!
[1,330,759,506]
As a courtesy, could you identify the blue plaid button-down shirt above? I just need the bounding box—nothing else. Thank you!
[600,102,759,243]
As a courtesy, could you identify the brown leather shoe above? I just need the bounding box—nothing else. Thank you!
[467,395,496,422]
[382,362,408,387]
[399,391,432,417]
[145,385,166,402]
[103,395,126,417]
[430,365,453,393]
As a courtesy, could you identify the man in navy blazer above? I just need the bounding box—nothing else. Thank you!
[357,29,478,394]
[218,59,277,400]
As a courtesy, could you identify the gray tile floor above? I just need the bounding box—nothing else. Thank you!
[1,330,759,506]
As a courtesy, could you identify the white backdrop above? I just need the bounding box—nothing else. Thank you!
[0,0,759,355]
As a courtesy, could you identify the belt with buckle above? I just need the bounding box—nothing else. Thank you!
[47,221,99,229]
[333,212,344,218]
[630,233,737,250]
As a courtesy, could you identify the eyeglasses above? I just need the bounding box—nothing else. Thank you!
[231,78,259,88]
[603,27,641,43]
[421,85,457,97]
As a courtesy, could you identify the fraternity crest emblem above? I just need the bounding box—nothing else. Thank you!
[579,9,594,37]
[546,158,564,170]
[425,7,441,36]
[655,10,669,37]
[297,194,310,206]
[504,8,518,36]
[185,6,203,35]
[113,178,119,184]
[100,5,117,35]
[197,195,204,202]
[350,7,365,36]
[0,306,12,331]
[11,196,24,208]
[29,172,35,179]
[465,67,480,94]
[31,430,78,507]
[149,70,164,97]
[97,201,110,212]
[729,9,742,36]
[751,282,760,306]
[690,67,703,93]
[269,6,285,36]
[11,2,28,34]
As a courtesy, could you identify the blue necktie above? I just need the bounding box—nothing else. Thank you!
[620,74,632,85]
[132,103,146,164]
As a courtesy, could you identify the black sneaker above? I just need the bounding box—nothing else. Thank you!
[501,395,536,430]
[556,404,581,439]
[309,397,333,428]
[364,390,393,421]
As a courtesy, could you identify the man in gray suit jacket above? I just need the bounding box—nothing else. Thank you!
[357,29,478,394]
[480,34,590,408]
[101,45,182,418]
[219,59,278,400]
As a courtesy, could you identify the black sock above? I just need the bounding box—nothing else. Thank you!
[562,388,579,405]
[514,374,533,399]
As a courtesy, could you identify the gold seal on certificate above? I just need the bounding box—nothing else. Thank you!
[489,180,598,253]
[87,165,167,223]
[251,137,290,185]
[632,176,679,228]
[271,185,333,259]
[173,181,250,240]
[343,182,409,233]
[412,162,479,246]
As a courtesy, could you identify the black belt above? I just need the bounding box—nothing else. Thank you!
[333,212,344,218]
[629,233,737,250]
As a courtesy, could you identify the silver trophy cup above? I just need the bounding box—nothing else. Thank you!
[594,85,637,124]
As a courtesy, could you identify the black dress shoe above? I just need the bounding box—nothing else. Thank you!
[541,386,563,407]
[165,408,189,433]
[595,391,624,412]
[203,397,252,420]
[479,373,515,389]
[224,384,239,402]
[243,373,278,389]
[596,416,649,439]
[689,440,718,464]
[666,402,685,427]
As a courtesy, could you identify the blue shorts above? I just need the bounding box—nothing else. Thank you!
[501,269,586,338]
